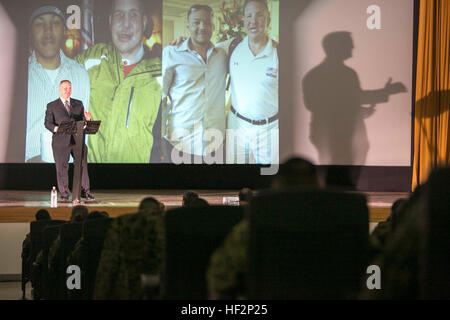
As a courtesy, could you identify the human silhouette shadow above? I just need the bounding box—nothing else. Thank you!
[302,31,406,187]
[413,90,450,168]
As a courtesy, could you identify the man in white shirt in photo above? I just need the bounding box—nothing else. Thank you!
[226,0,278,164]
[162,4,227,164]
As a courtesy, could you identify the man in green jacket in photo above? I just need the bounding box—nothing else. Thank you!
[76,0,162,163]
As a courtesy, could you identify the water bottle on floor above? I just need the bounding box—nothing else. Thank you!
[50,186,58,208]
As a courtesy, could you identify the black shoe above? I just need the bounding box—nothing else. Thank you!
[82,191,96,202]
[58,196,70,203]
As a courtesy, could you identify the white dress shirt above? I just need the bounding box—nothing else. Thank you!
[161,38,227,155]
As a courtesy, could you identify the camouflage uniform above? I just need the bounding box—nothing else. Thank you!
[94,210,164,300]
[67,238,86,271]
[22,234,31,260]
[47,236,62,275]
[362,196,423,299]
[31,250,44,299]
[206,219,249,299]
[368,220,391,263]
[66,236,90,300]
[21,234,32,283]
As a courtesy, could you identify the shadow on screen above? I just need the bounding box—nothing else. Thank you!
[302,31,406,188]
[413,89,450,159]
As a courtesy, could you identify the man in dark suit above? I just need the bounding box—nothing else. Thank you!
[44,80,95,202]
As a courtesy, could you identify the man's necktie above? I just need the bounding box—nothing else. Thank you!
[64,100,70,114]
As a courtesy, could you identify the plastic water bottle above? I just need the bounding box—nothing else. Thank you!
[50,186,58,208]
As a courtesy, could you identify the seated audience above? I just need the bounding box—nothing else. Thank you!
[139,196,165,213]
[190,197,209,207]
[362,170,449,299]
[238,188,253,205]
[66,211,111,298]
[47,206,89,276]
[22,209,53,297]
[270,157,319,190]
[368,198,408,261]
[182,191,199,207]
[207,157,319,299]
[35,209,52,221]
[86,211,110,220]
[94,197,165,299]
[70,205,89,222]
[22,209,52,261]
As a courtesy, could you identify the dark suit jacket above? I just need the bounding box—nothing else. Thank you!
[45,98,86,147]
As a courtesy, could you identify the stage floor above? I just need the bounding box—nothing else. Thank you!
[0,190,409,223]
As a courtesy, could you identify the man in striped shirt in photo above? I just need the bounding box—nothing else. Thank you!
[26,5,90,163]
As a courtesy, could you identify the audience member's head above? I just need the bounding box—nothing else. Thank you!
[190,197,209,207]
[35,209,51,221]
[271,157,319,190]
[390,198,408,232]
[100,211,110,217]
[386,184,425,233]
[70,205,89,222]
[87,211,110,220]
[139,197,164,215]
[182,191,199,207]
[238,188,253,205]
[410,184,424,202]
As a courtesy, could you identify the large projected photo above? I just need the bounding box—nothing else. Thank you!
[162,0,279,164]
[0,0,279,164]
[25,0,163,164]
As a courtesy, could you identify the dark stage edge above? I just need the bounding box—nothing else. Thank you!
[0,190,409,223]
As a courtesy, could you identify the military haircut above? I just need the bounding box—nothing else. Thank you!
[272,157,319,188]
[71,205,89,222]
[139,196,163,214]
[189,197,209,207]
[238,188,253,203]
[87,210,110,220]
[35,209,51,220]
[182,190,199,206]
